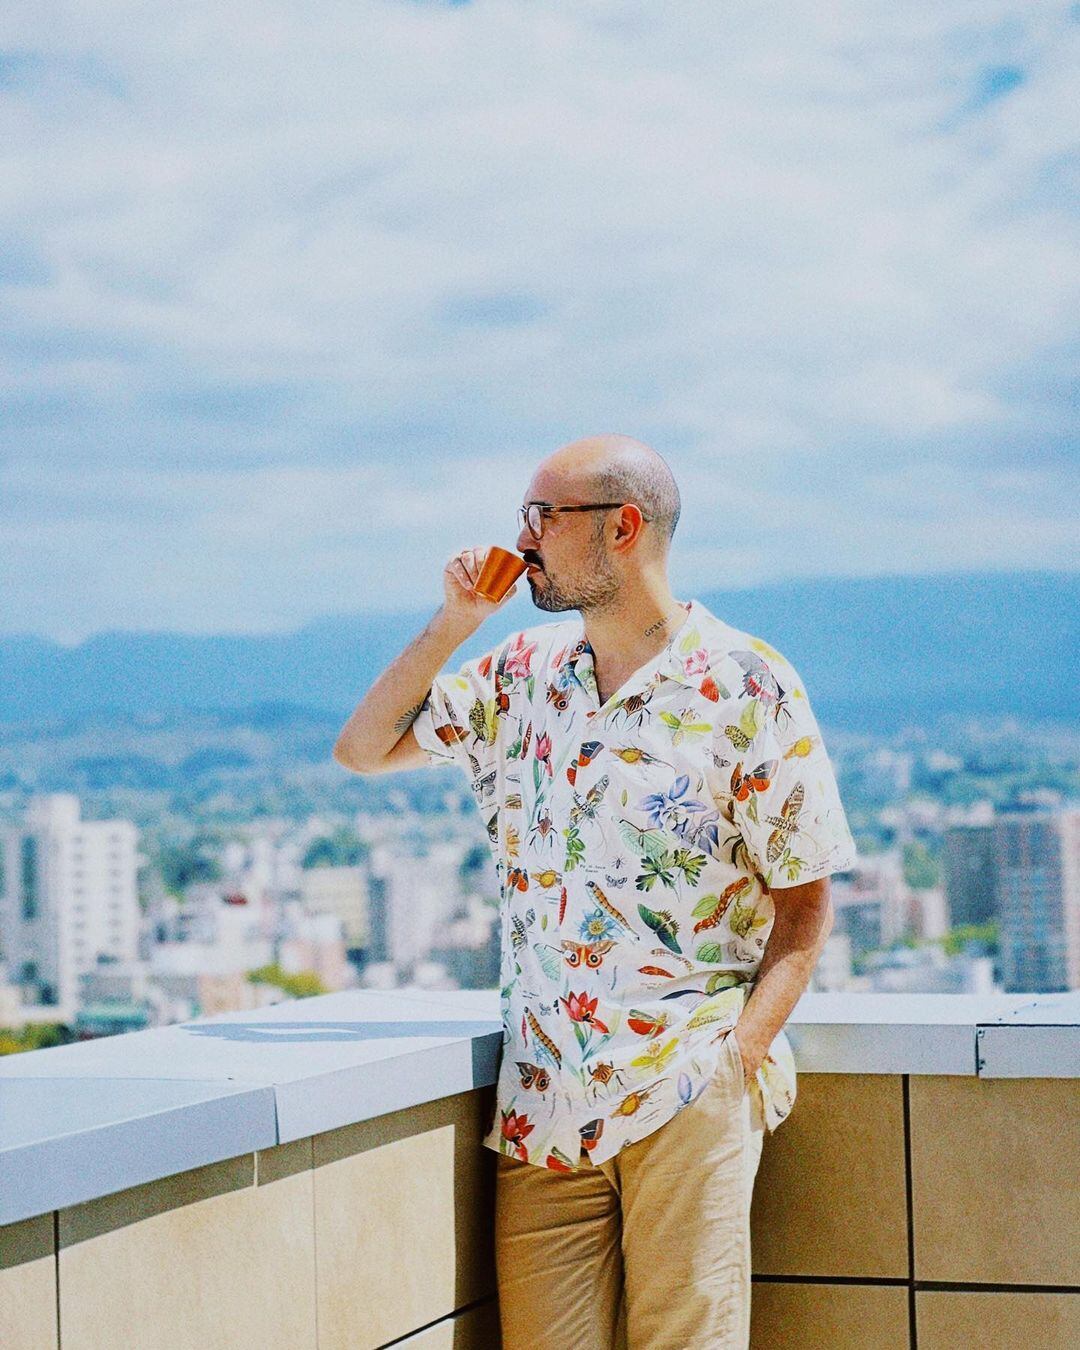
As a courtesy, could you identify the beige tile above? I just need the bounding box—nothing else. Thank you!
[313,1086,497,1350]
[58,1142,317,1350]
[394,1299,501,1348]
[0,1213,58,1350]
[917,1290,1080,1350]
[750,1280,910,1349]
[750,1074,909,1278]
[910,1076,1080,1285]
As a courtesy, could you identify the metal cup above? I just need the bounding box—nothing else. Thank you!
[474,546,528,602]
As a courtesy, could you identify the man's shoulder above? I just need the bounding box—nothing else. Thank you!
[695,605,802,682]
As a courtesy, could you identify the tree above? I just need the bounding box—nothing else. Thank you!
[902,840,939,890]
[247,963,328,999]
[302,827,369,869]
[0,1023,74,1056]
[157,834,224,896]
[940,920,1000,958]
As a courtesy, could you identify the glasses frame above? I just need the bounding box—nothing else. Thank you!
[517,501,651,541]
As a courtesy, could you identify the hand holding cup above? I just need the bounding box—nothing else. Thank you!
[442,545,527,630]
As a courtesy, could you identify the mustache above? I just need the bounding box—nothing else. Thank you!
[522,555,543,569]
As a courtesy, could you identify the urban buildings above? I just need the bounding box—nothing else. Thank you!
[2,786,1079,1043]
[0,793,138,1018]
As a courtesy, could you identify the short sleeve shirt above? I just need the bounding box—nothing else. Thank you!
[411,597,857,1171]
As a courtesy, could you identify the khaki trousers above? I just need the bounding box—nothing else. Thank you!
[494,1028,767,1350]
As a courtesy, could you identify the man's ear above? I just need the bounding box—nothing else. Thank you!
[614,503,645,546]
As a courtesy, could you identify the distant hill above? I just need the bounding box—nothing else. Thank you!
[1,570,1075,733]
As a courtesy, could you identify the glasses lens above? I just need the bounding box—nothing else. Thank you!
[527,504,543,538]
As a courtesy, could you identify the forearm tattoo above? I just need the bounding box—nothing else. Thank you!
[394,701,425,735]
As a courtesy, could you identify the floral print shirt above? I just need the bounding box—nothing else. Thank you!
[411,597,857,1171]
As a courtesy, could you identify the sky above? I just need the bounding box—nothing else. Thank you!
[1,1,1077,643]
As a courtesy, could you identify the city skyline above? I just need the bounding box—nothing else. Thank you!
[3,780,1079,1033]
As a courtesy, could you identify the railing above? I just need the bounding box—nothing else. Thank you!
[1,989,1078,1349]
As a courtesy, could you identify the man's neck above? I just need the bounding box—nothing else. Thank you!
[582,590,689,693]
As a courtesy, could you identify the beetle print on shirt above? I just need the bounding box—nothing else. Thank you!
[412,598,858,1171]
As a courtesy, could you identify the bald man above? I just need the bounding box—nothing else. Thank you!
[334,435,856,1348]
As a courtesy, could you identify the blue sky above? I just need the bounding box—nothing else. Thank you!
[1,1,1077,642]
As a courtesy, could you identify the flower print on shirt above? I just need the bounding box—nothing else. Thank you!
[683,646,711,677]
[533,730,553,778]
[503,632,539,679]
[578,906,619,942]
[640,773,709,833]
[411,599,858,1169]
[501,1106,534,1162]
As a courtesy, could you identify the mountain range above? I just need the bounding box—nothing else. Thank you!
[1,570,1075,733]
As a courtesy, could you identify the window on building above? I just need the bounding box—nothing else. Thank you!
[21,836,38,920]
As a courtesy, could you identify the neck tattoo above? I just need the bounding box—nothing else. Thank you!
[642,604,685,639]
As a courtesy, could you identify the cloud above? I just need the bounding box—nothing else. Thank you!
[0,1,1076,637]
[438,290,550,328]
[971,63,1026,108]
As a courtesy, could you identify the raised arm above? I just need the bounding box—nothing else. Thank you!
[332,546,519,775]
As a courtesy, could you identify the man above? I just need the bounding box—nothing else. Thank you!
[333,434,857,1349]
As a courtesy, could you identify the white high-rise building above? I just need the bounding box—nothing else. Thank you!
[0,793,139,1016]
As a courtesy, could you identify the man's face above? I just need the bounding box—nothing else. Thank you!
[514,476,621,614]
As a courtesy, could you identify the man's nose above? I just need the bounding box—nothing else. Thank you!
[514,520,536,557]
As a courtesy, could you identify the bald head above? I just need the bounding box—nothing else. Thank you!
[540,434,682,550]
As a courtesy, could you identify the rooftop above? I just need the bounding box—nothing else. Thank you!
[2,990,1078,1348]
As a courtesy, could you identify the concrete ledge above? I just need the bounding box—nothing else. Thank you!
[0,1078,276,1223]
[2,988,1078,1226]
[785,991,1080,1077]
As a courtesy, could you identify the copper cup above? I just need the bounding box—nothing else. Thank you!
[474,546,528,602]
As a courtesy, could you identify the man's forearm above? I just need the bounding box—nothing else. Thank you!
[733,877,833,1073]
[332,606,475,770]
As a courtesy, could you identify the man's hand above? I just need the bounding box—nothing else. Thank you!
[333,545,521,774]
[442,546,520,628]
[730,876,834,1086]
[730,1022,764,1083]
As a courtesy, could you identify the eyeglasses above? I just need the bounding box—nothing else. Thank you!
[517,502,650,541]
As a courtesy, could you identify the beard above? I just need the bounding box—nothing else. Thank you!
[527,535,620,613]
